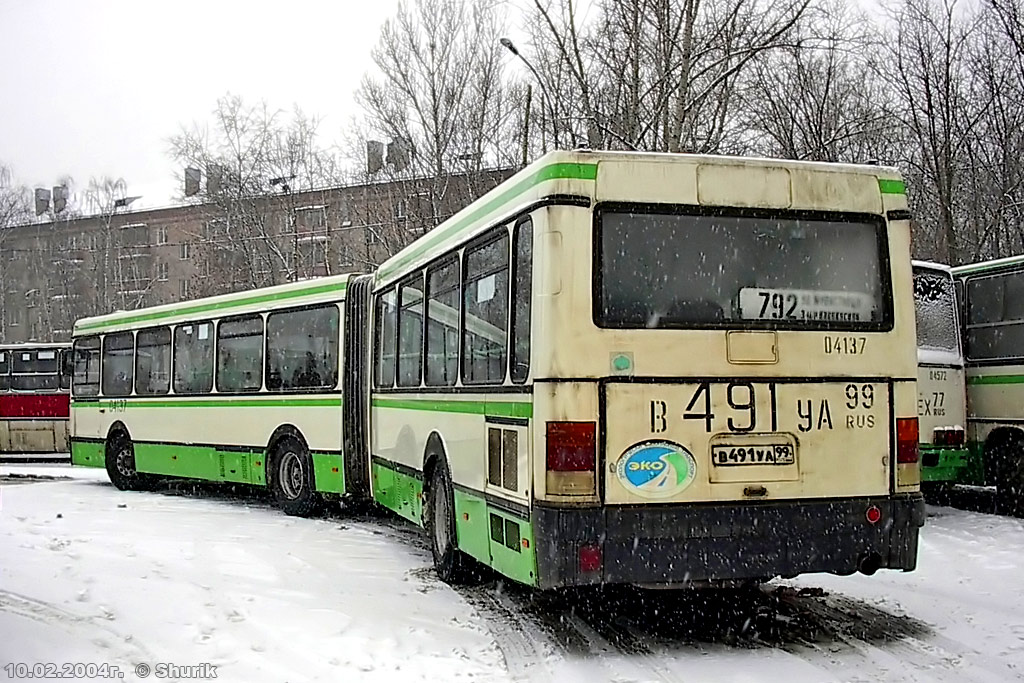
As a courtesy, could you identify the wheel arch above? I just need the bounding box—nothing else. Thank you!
[422,431,450,501]
[983,426,1024,484]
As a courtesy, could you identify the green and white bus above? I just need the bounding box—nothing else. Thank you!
[952,255,1024,515]
[912,261,969,492]
[72,150,925,589]
[70,277,355,516]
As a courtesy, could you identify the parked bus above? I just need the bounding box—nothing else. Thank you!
[912,261,969,493]
[952,255,1024,515]
[0,342,72,453]
[71,150,925,589]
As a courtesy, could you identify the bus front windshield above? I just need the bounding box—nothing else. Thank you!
[596,207,891,330]
[913,267,959,354]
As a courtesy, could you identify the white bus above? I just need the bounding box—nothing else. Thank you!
[70,277,354,515]
[952,255,1024,515]
[72,150,925,589]
[911,261,969,493]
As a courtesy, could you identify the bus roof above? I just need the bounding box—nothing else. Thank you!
[912,260,954,274]
[0,342,70,350]
[951,253,1024,277]
[374,149,906,287]
[73,273,356,336]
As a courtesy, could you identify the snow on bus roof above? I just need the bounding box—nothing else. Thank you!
[73,272,359,335]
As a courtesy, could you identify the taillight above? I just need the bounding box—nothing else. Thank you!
[546,421,596,472]
[578,544,602,573]
[933,426,965,448]
[897,417,919,464]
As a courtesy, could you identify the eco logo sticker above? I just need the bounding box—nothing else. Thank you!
[615,440,697,498]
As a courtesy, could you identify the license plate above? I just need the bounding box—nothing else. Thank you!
[711,443,795,466]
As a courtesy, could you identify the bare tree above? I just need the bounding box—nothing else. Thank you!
[0,164,32,339]
[521,0,810,153]
[169,95,345,295]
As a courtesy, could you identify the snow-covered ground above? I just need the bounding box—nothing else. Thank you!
[1,464,1022,683]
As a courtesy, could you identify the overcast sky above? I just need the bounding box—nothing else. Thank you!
[0,0,403,208]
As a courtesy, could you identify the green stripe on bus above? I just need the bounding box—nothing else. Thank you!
[878,178,906,195]
[377,162,597,281]
[372,396,532,419]
[72,397,342,408]
[967,374,1024,386]
[75,280,347,333]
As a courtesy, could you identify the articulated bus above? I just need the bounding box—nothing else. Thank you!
[71,150,925,589]
[952,255,1024,515]
[912,261,969,493]
[0,343,72,453]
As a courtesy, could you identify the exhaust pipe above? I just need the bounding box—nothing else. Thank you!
[857,552,882,576]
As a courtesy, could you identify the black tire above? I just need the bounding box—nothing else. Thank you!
[269,436,322,517]
[991,435,1024,517]
[104,433,153,491]
[426,461,476,585]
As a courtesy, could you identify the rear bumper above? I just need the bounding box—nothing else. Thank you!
[533,494,926,589]
[920,446,969,483]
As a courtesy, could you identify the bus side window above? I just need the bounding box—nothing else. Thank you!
[462,229,510,385]
[425,257,460,387]
[174,322,214,394]
[374,288,398,388]
[217,316,264,393]
[72,337,101,396]
[101,332,135,397]
[511,216,533,384]
[266,305,340,391]
[0,351,9,391]
[59,349,73,390]
[135,327,171,395]
[397,274,425,388]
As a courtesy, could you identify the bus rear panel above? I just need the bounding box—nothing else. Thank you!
[526,156,924,588]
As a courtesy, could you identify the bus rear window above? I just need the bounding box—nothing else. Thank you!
[913,267,959,353]
[596,207,891,330]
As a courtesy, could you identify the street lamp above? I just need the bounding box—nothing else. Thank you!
[500,37,561,149]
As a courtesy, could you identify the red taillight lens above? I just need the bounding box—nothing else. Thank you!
[546,421,596,472]
[933,427,965,448]
[578,544,602,573]
[897,417,919,464]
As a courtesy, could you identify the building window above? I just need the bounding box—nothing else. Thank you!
[156,261,168,282]
[180,242,191,260]
[156,226,168,245]
[179,279,190,300]
[395,200,407,220]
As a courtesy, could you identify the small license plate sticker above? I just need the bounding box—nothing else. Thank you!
[711,443,795,466]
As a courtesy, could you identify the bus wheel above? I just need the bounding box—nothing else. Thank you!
[427,462,476,585]
[105,434,151,491]
[269,437,322,517]
[993,436,1024,517]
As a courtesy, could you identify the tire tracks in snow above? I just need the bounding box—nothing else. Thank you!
[773,589,1022,682]
[0,589,157,665]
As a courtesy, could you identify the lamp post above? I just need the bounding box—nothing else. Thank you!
[500,38,560,150]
